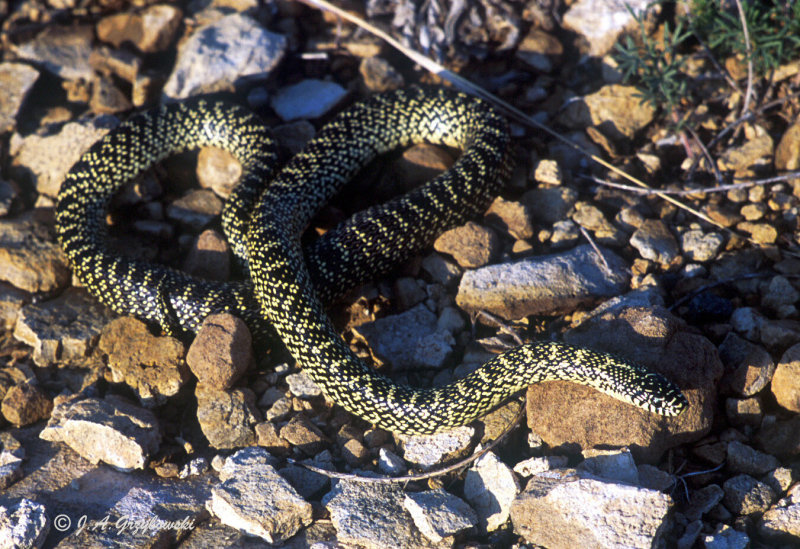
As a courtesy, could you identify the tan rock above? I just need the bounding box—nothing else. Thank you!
[434,221,501,268]
[1,383,52,426]
[771,343,800,413]
[186,313,252,389]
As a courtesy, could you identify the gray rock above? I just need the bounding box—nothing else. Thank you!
[323,481,437,548]
[678,520,703,549]
[718,332,776,397]
[403,489,478,543]
[183,229,230,281]
[0,62,39,134]
[758,497,800,542]
[195,385,259,449]
[463,450,519,532]
[0,432,25,490]
[637,464,675,491]
[761,467,794,496]
[702,524,749,549]
[421,253,462,287]
[510,469,674,548]
[166,189,222,231]
[10,114,118,197]
[271,79,348,122]
[762,275,800,314]
[730,306,765,340]
[680,229,725,262]
[377,447,407,475]
[0,210,71,294]
[630,219,679,265]
[209,448,312,545]
[722,474,775,516]
[11,25,93,80]
[179,457,210,479]
[40,394,160,471]
[456,244,629,320]
[353,303,454,370]
[564,0,649,57]
[398,426,474,471]
[727,440,780,477]
[163,13,286,99]
[280,450,333,500]
[513,455,569,477]
[572,202,627,246]
[286,371,323,399]
[0,498,49,549]
[522,186,578,226]
[577,448,639,485]
[685,484,724,521]
[550,219,580,247]
[393,277,427,310]
[14,288,115,367]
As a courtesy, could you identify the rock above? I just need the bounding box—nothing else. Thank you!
[164,13,286,99]
[532,159,564,186]
[486,196,534,240]
[722,474,775,515]
[186,314,252,390]
[353,303,454,371]
[398,425,474,471]
[456,244,629,320]
[196,385,259,449]
[254,421,290,456]
[516,28,563,73]
[209,448,312,544]
[463,450,519,532]
[775,121,800,170]
[1,383,51,426]
[756,415,800,458]
[197,147,241,199]
[378,447,407,475]
[718,131,774,177]
[561,84,656,140]
[684,484,724,521]
[702,524,749,549]
[182,229,230,281]
[527,300,723,463]
[179,457,210,479]
[760,319,800,353]
[15,288,114,367]
[513,455,569,477]
[563,0,651,56]
[421,254,462,287]
[758,497,800,542]
[99,317,188,405]
[762,467,794,495]
[730,307,765,340]
[280,450,334,500]
[637,464,675,491]
[11,24,93,80]
[772,343,800,412]
[572,202,627,246]
[725,397,763,428]
[272,120,316,155]
[359,56,404,91]
[166,189,222,231]
[0,62,39,133]
[89,75,132,115]
[40,394,160,471]
[393,277,427,310]
[323,481,436,548]
[550,219,581,247]
[88,45,141,83]
[737,221,778,244]
[433,221,501,268]
[680,230,724,262]
[510,468,674,548]
[96,4,182,53]
[0,498,49,549]
[10,114,118,198]
[576,448,638,485]
[403,489,478,543]
[630,219,679,265]
[718,332,775,397]
[762,275,800,316]
[270,79,348,121]
[727,441,780,476]
[0,210,70,294]
[0,432,25,490]
[279,415,329,456]
[285,371,323,399]
[521,186,578,226]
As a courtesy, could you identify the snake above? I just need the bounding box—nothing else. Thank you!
[56,85,688,434]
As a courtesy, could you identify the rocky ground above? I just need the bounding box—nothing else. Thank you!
[0,0,799,547]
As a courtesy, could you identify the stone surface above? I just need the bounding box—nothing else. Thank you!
[456,244,629,320]
[630,219,679,265]
[285,371,323,399]
[166,189,222,231]
[463,450,519,532]
[772,343,800,412]
[11,24,93,79]
[433,221,501,268]
[353,303,454,371]
[510,469,674,549]
[718,332,776,397]
[561,84,656,140]
[40,394,160,471]
[527,299,723,463]
[758,497,800,542]
[208,448,313,544]
[486,196,535,240]
[270,79,348,121]
[182,229,231,281]
[195,385,259,449]
[96,4,182,53]
[563,0,652,56]
[726,440,780,476]
[722,474,775,515]
[571,202,626,245]
[398,426,474,471]
[1,383,52,426]
[0,432,25,490]
[0,498,49,549]
[99,317,188,405]
[522,186,578,226]
[0,210,71,294]
[279,415,330,456]
[186,313,252,390]
[0,62,39,133]
[360,56,404,91]
[403,489,478,543]
[15,288,114,367]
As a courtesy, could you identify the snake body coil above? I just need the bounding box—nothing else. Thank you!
[56,86,687,434]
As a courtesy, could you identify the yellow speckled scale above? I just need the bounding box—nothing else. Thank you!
[56,86,687,434]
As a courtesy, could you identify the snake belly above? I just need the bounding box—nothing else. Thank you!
[56,86,687,435]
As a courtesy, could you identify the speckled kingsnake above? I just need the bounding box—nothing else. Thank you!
[56,86,688,434]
